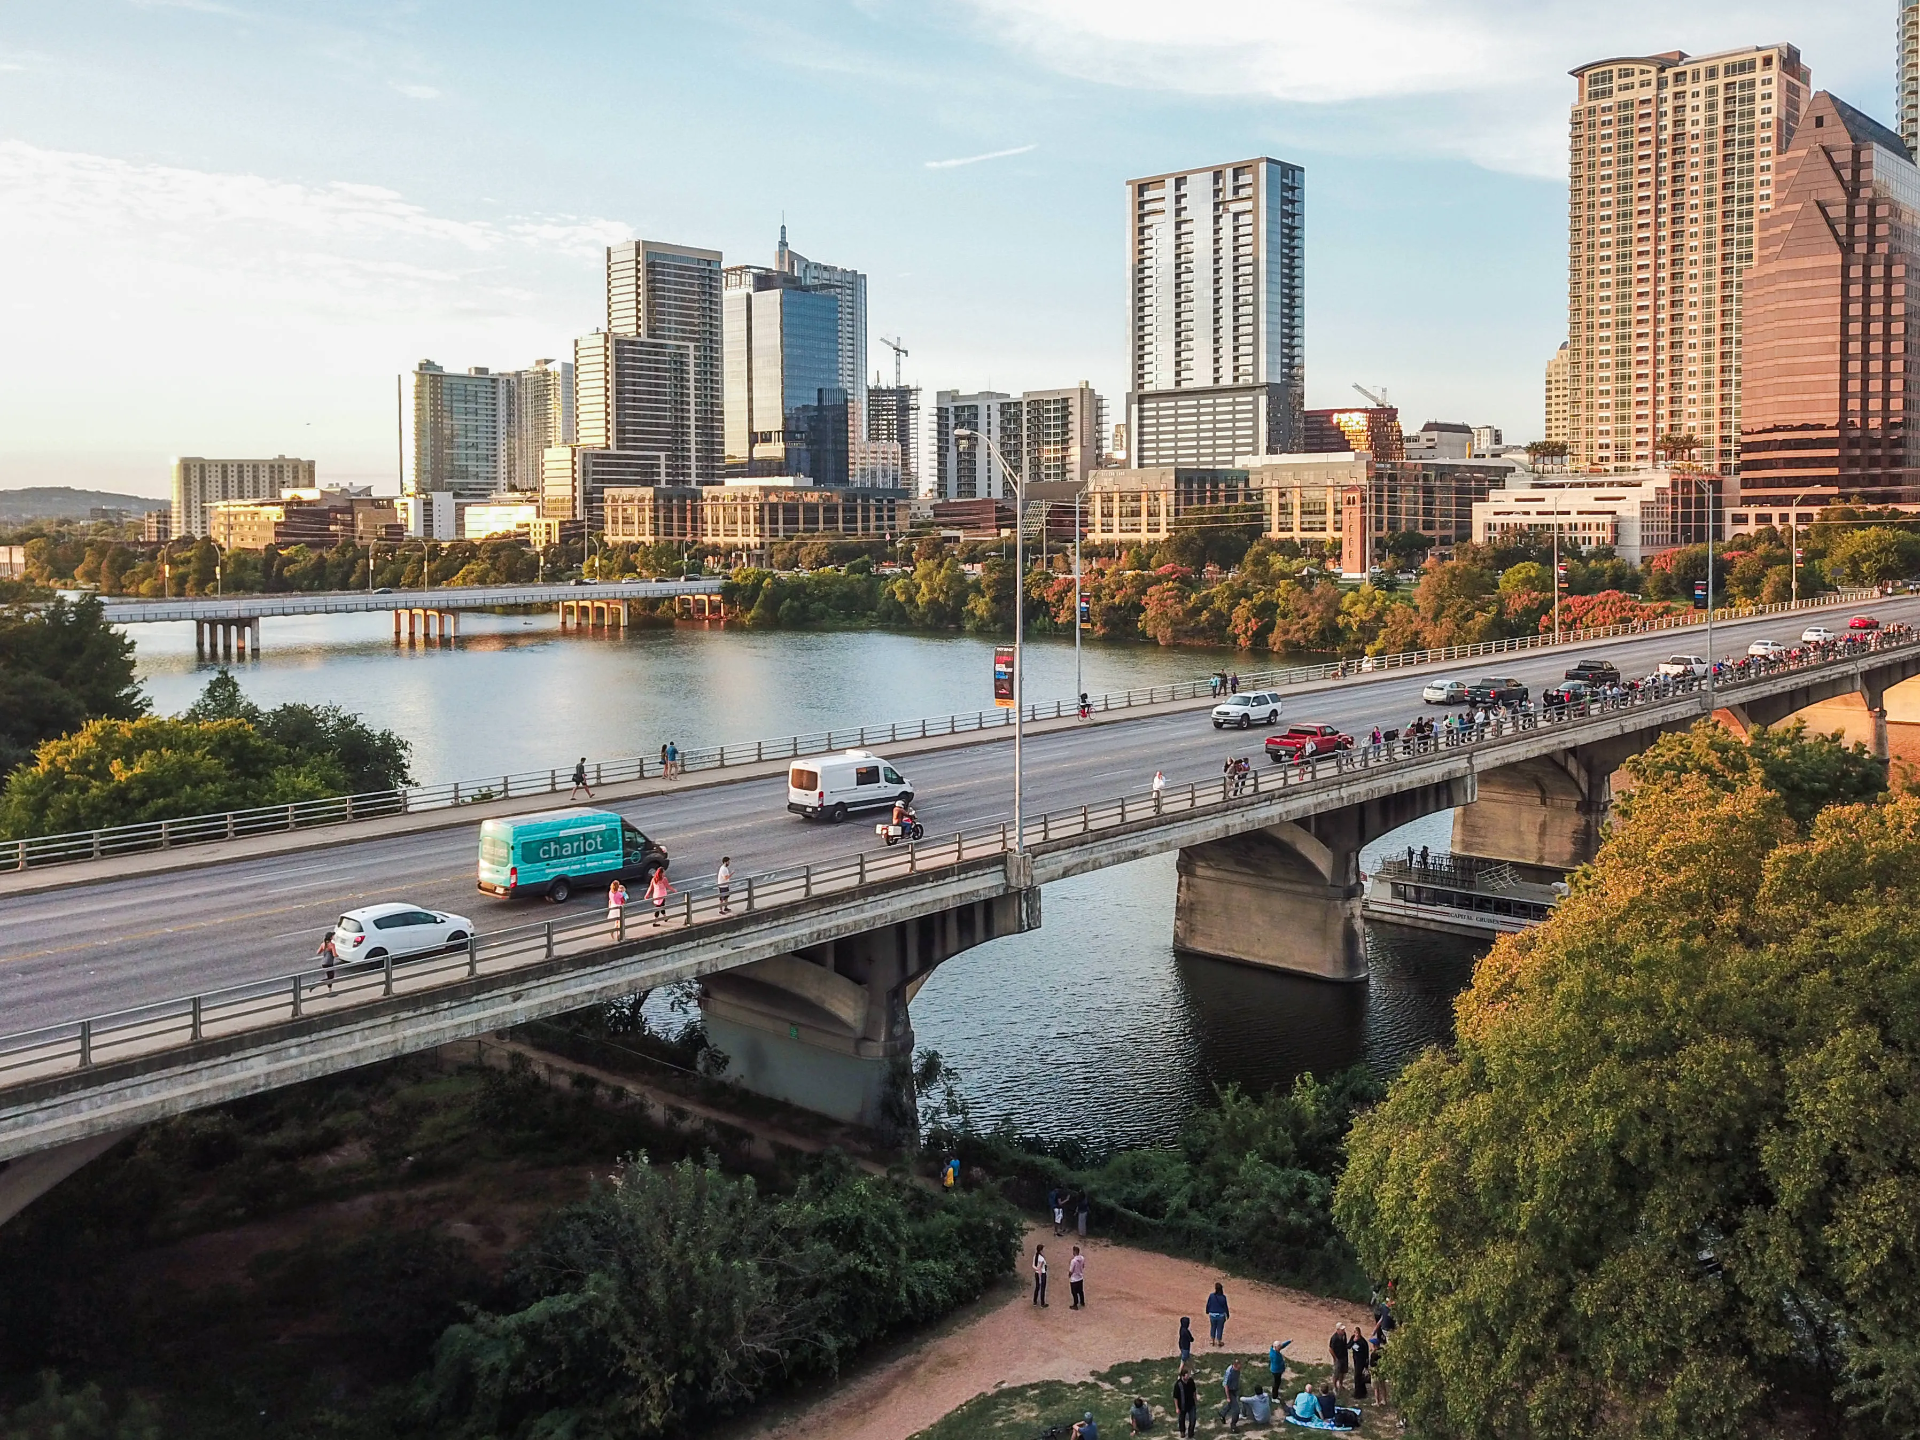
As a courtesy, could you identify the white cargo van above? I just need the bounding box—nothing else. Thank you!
[787,750,914,821]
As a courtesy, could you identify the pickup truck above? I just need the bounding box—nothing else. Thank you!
[1265,723,1355,764]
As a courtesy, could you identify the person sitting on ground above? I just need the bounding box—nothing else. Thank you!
[1071,1410,1099,1440]
[1293,1389,1321,1422]
[1247,1388,1272,1424]
[1317,1384,1343,1423]
[1129,1396,1153,1433]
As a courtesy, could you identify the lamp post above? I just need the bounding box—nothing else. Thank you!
[955,426,1026,851]
[1074,489,1083,705]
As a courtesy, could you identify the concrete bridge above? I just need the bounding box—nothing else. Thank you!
[2,631,1915,1219]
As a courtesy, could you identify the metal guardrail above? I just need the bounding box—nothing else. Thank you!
[96,577,722,623]
[0,627,1910,1093]
[0,585,1884,872]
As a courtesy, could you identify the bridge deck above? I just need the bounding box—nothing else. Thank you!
[98,576,721,623]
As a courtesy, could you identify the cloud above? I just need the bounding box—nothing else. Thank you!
[391,81,441,100]
[925,143,1039,169]
[957,0,1886,177]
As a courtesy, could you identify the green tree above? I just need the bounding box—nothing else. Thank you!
[1824,525,1912,587]
[0,597,146,777]
[1622,717,1885,831]
[1336,727,1920,1440]
[183,669,412,793]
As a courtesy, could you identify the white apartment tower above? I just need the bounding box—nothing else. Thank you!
[1904,0,1919,158]
[932,385,1107,500]
[411,361,512,498]
[1127,157,1304,467]
[511,358,574,492]
[1565,45,1809,475]
[605,240,724,481]
[170,456,316,539]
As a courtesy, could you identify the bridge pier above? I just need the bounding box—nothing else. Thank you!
[698,882,1042,1134]
[1173,775,1476,981]
[192,618,258,661]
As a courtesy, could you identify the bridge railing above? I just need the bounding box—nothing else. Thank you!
[0,628,1911,1095]
[0,585,1884,873]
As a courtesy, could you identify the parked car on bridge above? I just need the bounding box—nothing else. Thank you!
[1421,678,1471,705]
[1265,723,1354,763]
[1210,691,1284,729]
[1802,625,1838,643]
[788,749,914,822]
[1748,639,1789,659]
[331,903,473,964]
[1849,614,1881,631]
[1562,658,1621,685]
[1467,677,1528,706]
[1659,654,1711,678]
[1542,678,1599,710]
[477,808,668,904]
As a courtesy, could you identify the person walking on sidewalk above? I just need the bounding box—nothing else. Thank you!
[606,878,628,939]
[1031,1244,1048,1306]
[645,866,674,925]
[1068,1246,1086,1309]
[312,929,338,993]
[716,856,733,914]
[569,758,593,801]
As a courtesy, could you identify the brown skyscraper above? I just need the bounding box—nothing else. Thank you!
[1739,93,1920,504]
[1565,46,1809,474]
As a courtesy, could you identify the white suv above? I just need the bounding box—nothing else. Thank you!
[1748,639,1788,659]
[1210,692,1283,729]
[1801,625,1837,643]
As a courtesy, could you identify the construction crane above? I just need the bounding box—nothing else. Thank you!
[879,336,908,389]
[1352,383,1391,408]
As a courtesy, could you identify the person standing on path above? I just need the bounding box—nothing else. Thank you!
[645,866,675,925]
[1368,1320,1391,1405]
[1205,1282,1229,1346]
[658,743,669,777]
[1268,1338,1292,1397]
[1350,1325,1372,1401]
[1172,1367,1198,1438]
[1053,1190,1067,1236]
[1031,1244,1048,1306]
[666,740,680,778]
[606,878,628,938]
[1152,769,1166,813]
[1177,1316,1195,1370]
[1219,1359,1243,1432]
[1077,1191,1090,1237]
[1068,1246,1086,1309]
[570,758,593,800]
[1328,1323,1350,1394]
[716,857,733,914]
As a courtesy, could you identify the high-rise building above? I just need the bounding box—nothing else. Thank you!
[510,358,574,493]
[1565,45,1810,475]
[1903,0,1920,158]
[775,226,866,408]
[605,240,724,481]
[867,384,921,493]
[1126,158,1305,467]
[722,266,847,485]
[412,362,511,498]
[1739,92,1920,505]
[931,386,1107,499]
[571,330,694,522]
[170,456,316,539]
[1545,342,1571,445]
[1303,407,1404,459]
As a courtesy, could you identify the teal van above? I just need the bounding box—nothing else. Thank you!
[476,808,668,903]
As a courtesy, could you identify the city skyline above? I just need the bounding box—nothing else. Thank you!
[0,0,1894,498]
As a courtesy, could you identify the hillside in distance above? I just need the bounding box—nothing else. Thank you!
[0,487,167,522]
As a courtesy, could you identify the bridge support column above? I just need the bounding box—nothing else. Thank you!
[1173,775,1477,982]
[1452,740,1636,870]
[0,1129,132,1229]
[698,877,1042,1134]
[250,617,260,654]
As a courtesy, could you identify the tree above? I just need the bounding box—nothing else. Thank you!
[184,670,413,794]
[0,597,146,777]
[1336,725,1920,1440]
[1824,526,1912,588]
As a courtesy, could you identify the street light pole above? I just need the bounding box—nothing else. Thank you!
[956,427,1026,850]
[1074,491,1083,705]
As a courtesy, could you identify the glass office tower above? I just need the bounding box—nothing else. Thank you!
[723,267,847,485]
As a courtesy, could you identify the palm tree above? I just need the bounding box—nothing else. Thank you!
[1525,440,1570,472]
[1654,431,1702,469]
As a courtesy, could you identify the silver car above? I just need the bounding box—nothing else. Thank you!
[1210,692,1283,729]
[1422,678,1470,705]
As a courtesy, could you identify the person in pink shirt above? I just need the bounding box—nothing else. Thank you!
[645,866,674,925]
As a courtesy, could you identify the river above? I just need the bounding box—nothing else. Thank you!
[131,611,1483,1147]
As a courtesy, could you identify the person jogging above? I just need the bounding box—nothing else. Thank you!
[312,929,338,993]
[569,758,593,800]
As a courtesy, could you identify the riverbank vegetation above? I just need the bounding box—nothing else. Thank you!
[1336,720,1920,1439]
[0,666,412,838]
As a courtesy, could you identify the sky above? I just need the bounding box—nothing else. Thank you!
[0,0,1895,498]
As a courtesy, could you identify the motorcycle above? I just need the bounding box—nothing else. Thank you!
[875,811,925,846]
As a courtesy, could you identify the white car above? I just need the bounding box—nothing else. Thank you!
[1658,654,1711,678]
[1210,692,1283,729]
[1801,625,1837,643]
[331,903,474,963]
[1422,678,1471,705]
[1748,639,1788,659]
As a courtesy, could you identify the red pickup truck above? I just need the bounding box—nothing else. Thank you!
[1264,723,1355,763]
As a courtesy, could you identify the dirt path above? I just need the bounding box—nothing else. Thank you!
[748,1225,1367,1440]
